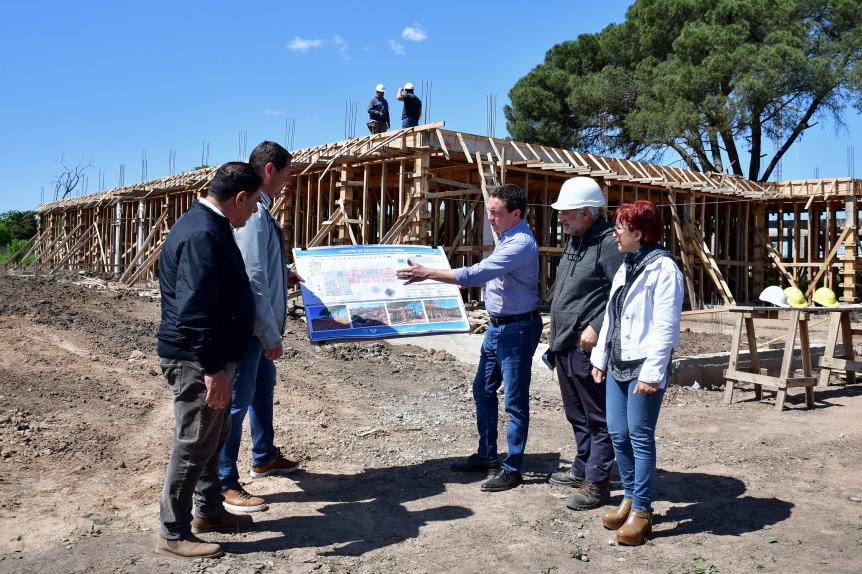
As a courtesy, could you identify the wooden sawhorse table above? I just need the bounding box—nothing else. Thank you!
[816,305,862,387]
[724,307,816,411]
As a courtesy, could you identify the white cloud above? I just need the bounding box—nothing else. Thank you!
[388,40,406,55]
[287,37,323,53]
[265,109,285,116]
[402,25,427,42]
[334,35,349,61]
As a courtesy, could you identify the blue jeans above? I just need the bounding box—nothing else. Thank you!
[218,337,278,490]
[402,117,419,128]
[473,315,542,472]
[605,371,666,512]
[159,359,237,539]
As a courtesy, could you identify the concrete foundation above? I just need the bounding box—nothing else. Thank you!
[385,332,835,389]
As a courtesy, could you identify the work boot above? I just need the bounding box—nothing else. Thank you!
[616,509,653,546]
[480,468,523,492]
[565,480,610,510]
[601,498,632,530]
[155,534,223,559]
[548,469,585,487]
[249,454,301,478]
[222,485,268,513]
[191,510,254,533]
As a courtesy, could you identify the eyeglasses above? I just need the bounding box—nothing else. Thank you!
[613,224,631,234]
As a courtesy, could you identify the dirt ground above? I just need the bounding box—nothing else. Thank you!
[0,272,861,574]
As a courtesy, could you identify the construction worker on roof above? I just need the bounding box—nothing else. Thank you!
[397,82,422,128]
[367,84,390,134]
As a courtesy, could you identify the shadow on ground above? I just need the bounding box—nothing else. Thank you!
[651,470,793,538]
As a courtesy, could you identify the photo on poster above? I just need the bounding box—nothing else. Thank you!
[349,303,391,327]
[386,300,428,325]
[423,297,464,323]
[308,304,351,332]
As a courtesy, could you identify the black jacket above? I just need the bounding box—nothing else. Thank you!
[157,200,255,374]
[548,216,626,353]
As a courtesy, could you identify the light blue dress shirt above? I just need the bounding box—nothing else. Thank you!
[453,218,541,316]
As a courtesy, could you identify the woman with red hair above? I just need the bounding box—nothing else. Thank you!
[589,200,683,545]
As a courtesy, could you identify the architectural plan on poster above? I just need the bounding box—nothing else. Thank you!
[292,245,470,342]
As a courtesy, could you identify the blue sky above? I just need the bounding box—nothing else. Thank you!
[1,0,859,213]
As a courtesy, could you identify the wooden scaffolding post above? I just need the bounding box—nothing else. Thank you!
[666,191,698,308]
[751,204,767,295]
[412,151,431,243]
[338,165,354,245]
[840,191,859,302]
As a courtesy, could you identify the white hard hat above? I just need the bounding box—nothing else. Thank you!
[375,84,385,92]
[759,285,789,307]
[404,82,414,90]
[551,177,605,210]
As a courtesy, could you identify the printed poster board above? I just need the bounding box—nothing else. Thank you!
[292,245,470,343]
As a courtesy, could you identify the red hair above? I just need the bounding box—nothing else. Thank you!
[615,200,664,245]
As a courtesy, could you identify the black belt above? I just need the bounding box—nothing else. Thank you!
[489,310,540,327]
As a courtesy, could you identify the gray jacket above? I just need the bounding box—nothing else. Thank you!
[548,217,625,353]
[234,200,288,350]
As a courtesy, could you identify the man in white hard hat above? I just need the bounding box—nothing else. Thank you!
[547,176,626,511]
[397,83,422,128]
[367,84,390,134]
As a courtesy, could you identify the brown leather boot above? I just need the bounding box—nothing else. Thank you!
[616,509,653,546]
[155,534,223,559]
[601,498,632,530]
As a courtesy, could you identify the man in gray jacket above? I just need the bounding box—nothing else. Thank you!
[218,141,302,513]
[547,177,626,510]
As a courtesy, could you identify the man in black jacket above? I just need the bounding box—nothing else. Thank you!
[155,162,262,560]
[546,177,626,511]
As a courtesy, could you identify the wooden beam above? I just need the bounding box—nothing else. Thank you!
[804,225,854,298]
[753,228,799,290]
[456,132,473,163]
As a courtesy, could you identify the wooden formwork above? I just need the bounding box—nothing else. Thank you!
[15,123,861,307]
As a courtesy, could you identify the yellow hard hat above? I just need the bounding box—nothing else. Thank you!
[783,286,807,308]
[812,287,839,307]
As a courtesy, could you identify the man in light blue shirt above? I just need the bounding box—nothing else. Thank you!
[397,184,542,491]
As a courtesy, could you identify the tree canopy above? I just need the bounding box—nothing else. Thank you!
[0,210,38,246]
[505,0,862,181]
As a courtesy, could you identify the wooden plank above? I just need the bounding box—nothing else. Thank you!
[119,209,169,283]
[307,207,345,248]
[447,198,480,259]
[819,357,862,371]
[48,227,95,275]
[456,132,474,163]
[561,149,588,170]
[488,137,501,161]
[424,188,482,199]
[523,142,542,161]
[124,241,164,286]
[684,220,735,304]
[380,199,423,244]
[724,313,745,405]
[754,228,799,290]
[724,369,816,388]
[804,225,853,298]
[429,177,477,189]
[665,193,698,307]
[508,140,528,161]
[435,129,451,161]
